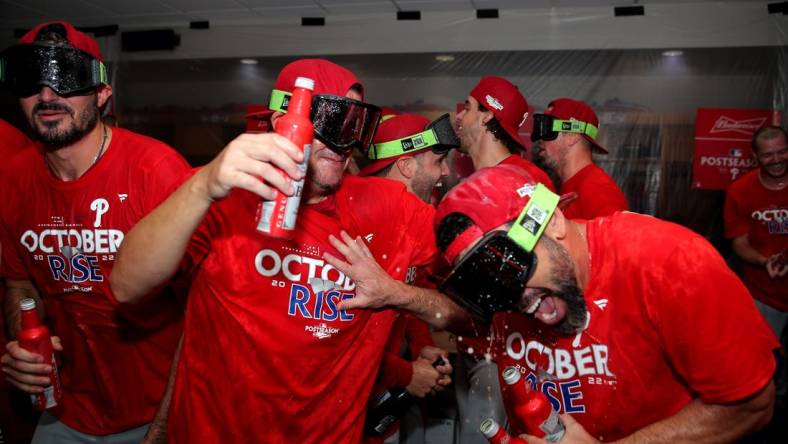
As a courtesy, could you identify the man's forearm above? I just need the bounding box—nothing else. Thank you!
[732,235,768,267]
[391,282,478,334]
[110,172,212,304]
[614,382,774,444]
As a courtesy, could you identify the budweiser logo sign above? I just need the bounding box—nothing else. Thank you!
[709,116,767,135]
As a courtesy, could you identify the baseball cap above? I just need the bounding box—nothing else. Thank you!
[469,76,529,149]
[435,164,575,264]
[19,21,103,61]
[360,113,458,176]
[247,58,363,121]
[544,98,608,154]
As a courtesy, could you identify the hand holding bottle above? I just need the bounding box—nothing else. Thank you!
[1,298,63,410]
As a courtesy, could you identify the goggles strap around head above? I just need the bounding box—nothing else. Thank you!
[268,89,292,113]
[507,183,560,252]
[96,60,108,84]
[380,114,397,123]
[551,118,599,140]
[369,128,439,160]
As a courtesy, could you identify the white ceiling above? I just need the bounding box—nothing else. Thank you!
[0,0,767,29]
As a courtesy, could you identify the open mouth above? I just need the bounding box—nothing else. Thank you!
[522,288,564,325]
[764,162,786,175]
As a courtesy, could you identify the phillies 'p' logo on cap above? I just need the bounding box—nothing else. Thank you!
[518,112,529,128]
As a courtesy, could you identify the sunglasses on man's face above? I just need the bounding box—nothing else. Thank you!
[0,44,107,98]
[269,90,382,155]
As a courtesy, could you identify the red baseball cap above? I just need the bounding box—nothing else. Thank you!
[435,164,538,263]
[19,21,103,62]
[469,76,529,149]
[247,58,363,121]
[435,164,576,264]
[544,98,608,154]
[359,114,432,176]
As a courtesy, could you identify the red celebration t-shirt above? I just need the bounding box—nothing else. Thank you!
[492,212,777,441]
[0,128,190,434]
[500,154,556,193]
[724,169,788,310]
[168,175,438,444]
[560,164,628,220]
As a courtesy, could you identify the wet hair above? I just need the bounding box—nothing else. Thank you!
[436,212,475,253]
[751,125,787,154]
[477,102,523,153]
[34,23,69,46]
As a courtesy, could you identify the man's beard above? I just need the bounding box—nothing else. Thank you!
[305,162,343,197]
[411,167,436,203]
[30,97,100,149]
[531,145,563,188]
[542,235,588,335]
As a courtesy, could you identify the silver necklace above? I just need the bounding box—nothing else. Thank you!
[92,123,108,166]
[44,124,108,179]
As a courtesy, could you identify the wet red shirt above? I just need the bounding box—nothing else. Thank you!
[500,154,556,193]
[724,169,788,310]
[169,175,438,444]
[0,128,190,434]
[492,212,777,441]
[560,164,628,220]
[0,118,34,443]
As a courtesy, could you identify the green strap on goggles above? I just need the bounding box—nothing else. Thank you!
[268,89,292,113]
[507,183,560,252]
[552,118,599,140]
[98,61,108,84]
[368,128,440,160]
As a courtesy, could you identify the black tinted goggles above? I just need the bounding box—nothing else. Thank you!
[439,184,559,322]
[368,113,460,160]
[439,231,537,322]
[530,114,598,143]
[269,89,382,155]
[0,44,107,98]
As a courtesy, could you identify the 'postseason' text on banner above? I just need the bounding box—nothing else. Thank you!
[692,108,778,190]
[246,104,271,134]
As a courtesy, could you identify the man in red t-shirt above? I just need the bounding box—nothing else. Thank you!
[109,59,450,443]
[531,98,628,220]
[0,22,189,443]
[330,164,777,442]
[456,76,555,192]
[0,118,37,444]
[724,125,787,400]
[454,76,561,442]
[360,113,456,442]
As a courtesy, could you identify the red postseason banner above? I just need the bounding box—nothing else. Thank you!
[693,108,777,190]
[246,104,271,133]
